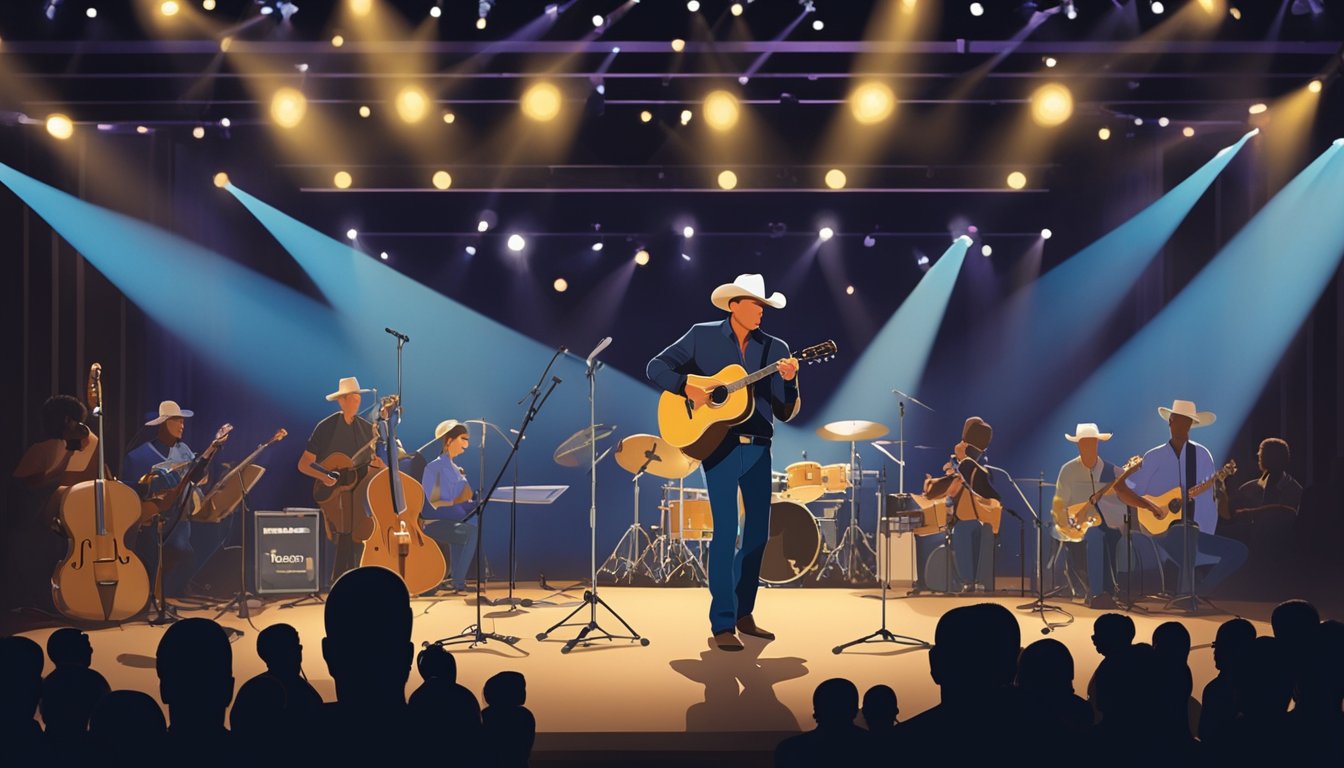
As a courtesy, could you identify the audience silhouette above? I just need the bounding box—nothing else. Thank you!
[1151,620,1200,738]
[40,628,110,752]
[1015,638,1091,742]
[408,644,483,762]
[482,670,536,768]
[156,617,235,748]
[88,690,166,751]
[1213,635,1294,764]
[860,683,898,748]
[1198,616,1257,747]
[1287,619,1344,763]
[1087,612,1135,703]
[231,623,322,741]
[0,635,46,758]
[1090,643,1201,765]
[774,677,871,767]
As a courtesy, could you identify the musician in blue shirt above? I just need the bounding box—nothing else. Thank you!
[422,420,476,594]
[648,274,799,651]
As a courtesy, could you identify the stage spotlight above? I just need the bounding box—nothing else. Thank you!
[46,114,74,140]
[1229,6,1241,18]
[683,226,695,238]
[86,8,96,18]
[545,3,559,14]
[219,36,233,51]
[956,234,973,246]
[703,90,739,132]
[430,5,440,18]
[1158,116,1170,127]
[432,171,452,189]
[680,109,693,125]
[639,110,652,123]
[970,3,984,16]
[271,87,307,129]
[1308,80,1322,94]
[346,228,358,240]
[1041,228,1052,239]
[1183,126,1195,137]
[359,105,371,118]
[333,171,352,189]
[825,169,847,189]
[687,0,700,11]
[522,82,562,122]
[846,285,855,295]
[379,252,389,261]
[717,170,738,190]
[476,17,486,29]
[1197,0,1217,12]
[819,227,834,241]
[396,85,430,123]
[442,111,455,123]
[591,14,603,26]
[331,34,344,47]
[136,125,149,135]
[1248,103,1267,114]
[1030,83,1072,127]
[916,253,930,268]
[863,235,876,248]
[507,234,526,252]
[1063,0,1077,19]
[204,0,216,9]
[731,2,744,15]
[982,244,993,257]
[554,278,568,292]
[465,246,477,255]
[591,242,603,251]
[192,126,205,139]
[1045,57,1057,68]
[349,0,371,16]
[1006,171,1027,189]
[681,253,691,261]
[1134,117,1144,126]
[812,19,824,30]
[1098,127,1112,141]
[1150,1,1164,14]
[478,221,490,232]
[213,172,229,188]
[849,81,896,125]
[671,38,685,52]
[634,249,650,266]
[160,1,180,17]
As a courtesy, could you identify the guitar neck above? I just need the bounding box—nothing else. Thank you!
[725,363,780,393]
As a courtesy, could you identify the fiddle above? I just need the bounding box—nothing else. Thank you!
[51,364,150,622]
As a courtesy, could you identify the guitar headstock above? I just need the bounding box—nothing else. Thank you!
[86,363,103,411]
[267,428,288,445]
[1120,455,1144,476]
[212,423,234,446]
[1216,459,1237,480]
[797,340,838,365]
[380,394,401,418]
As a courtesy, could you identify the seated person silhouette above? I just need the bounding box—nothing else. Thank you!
[861,683,898,731]
[0,636,47,758]
[1272,598,1320,706]
[1198,617,1257,747]
[408,644,481,760]
[156,618,235,747]
[1086,612,1135,703]
[1151,620,1199,738]
[1214,636,1293,765]
[1016,638,1092,741]
[41,628,110,749]
[1090,643,1201,764]
[482,671,536,768]
[88,690,166,751]
[775,677,872,767]
[1286,620,1344,764]
[231,623,323,740]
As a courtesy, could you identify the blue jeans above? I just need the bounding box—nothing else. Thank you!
[703,443,772,634]
[1062,525,1121,598]
[1156,523,1248,595]
[429,520,478,590]
[952,520,992,590]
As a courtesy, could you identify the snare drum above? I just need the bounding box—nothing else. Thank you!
[759,501,823,585]
[666,499,714,540]
[781,461,825,504]
[820,463,851,494]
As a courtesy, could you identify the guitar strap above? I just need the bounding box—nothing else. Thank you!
[1184,444,1197,529]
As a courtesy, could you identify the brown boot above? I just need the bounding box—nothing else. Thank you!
[712,630,744,651]
[735,615,776,640]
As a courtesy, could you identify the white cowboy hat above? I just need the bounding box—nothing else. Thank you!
[435,419,466,441]
[710,274,787,312]
[1065,423,1113,442]
[1158,399,1217,428]
[325,377,366,402]
[145,400,194,426]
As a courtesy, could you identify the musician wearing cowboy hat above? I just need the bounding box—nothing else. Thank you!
[1123,400,1248,597]
[298,377,385,581]
[421,420,476,594]
[648,274,800,651]
[1048,423,1151,609]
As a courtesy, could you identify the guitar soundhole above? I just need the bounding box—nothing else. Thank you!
[709,386,729,405]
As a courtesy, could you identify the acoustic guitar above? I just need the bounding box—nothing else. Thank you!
[657,340,838,460]
[1136,459,1237,535]
[138,423,233,526]
[922,463,1004,535]
[1052,455,1144,543]
[309,425,381,542]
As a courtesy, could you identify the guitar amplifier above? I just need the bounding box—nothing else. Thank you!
[254,509,321,594]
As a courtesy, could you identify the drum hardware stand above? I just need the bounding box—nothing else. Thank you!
[538,338,650,653]
[428,347,563,650]
[646,481,709,586]
[983,464,1071,634]
[598,451,658,583]
[816,441,876,584]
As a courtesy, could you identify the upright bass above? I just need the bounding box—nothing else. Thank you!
[51,364,150,622]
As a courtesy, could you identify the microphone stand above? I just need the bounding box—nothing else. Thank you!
[984,463,1072,634]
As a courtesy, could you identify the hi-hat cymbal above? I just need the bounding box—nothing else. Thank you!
[615,434,699,480]
[816,420,890,442]
[553,424,616,467]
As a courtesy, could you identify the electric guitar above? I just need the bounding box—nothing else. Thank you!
[1136,459,1237,535]
[656,340,838,460]
[1052,455,1143,543]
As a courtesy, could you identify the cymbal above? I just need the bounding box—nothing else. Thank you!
[615,434,699,480]
[553,424,616,467]
[872,440,935,449]
[816,420,890,442]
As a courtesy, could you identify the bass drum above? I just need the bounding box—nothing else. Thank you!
[760,501,822,585]
[923,544,964,594]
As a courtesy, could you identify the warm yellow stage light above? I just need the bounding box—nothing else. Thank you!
[476,17,487,30]
[203,0,217,9]
[634,249,650,266]
[358,105,371,118]
[679,109,693,125]
[1248,103,1267,115]
[1308,80,1323,94]
[331,34,345,47]
[219,36,232,52]
[1183,126,1195,137]
[160,1,180,17]
[1197,0,1217,13]
[1030,83,1073,127]
[270,87,307,129]
[670,38,686,52]
[639,110,653,123]
[553,278,568,293]
[731,3,744,16]
[442,111,456,123]
[396,86,430,123]
[703,90,739,132]
[349,0,372,17]
[824,169,847,190]
[45,114,74,140]
[333,171,353,189]
[192,126,205,139]
[213,172,229,188]
[136,125,149,134]
[1098,127,1112,141]
[432,171,452,190]
[521,82,562,122]
[1006,171,1027,190]
[717,170,738,190]
[849,81,895,125]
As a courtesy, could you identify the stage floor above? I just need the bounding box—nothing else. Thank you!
[11,584,1277,758]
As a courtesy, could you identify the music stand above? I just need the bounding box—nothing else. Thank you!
[209,463,267,635]
[483,485,568,607]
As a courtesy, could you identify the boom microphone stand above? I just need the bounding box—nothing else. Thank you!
[538,338,650,654]
[984,463,1072,634]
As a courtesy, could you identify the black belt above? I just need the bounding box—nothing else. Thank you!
[735,434,771,447]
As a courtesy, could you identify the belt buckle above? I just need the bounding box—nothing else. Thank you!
[739,435,752,445]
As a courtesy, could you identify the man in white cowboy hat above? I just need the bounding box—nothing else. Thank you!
[420,420,477,594]
[123,400,223,600]
[648,274,800,651]
[297,377,384,582]
[1123,400,1248,597]
[1048,423,1152,609]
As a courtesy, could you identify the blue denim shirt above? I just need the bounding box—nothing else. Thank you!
[421,454,472,522]
[123,439,197,500]
[647,318,801,440]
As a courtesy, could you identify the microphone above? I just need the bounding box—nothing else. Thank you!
[385,327,410,342]
[585,336,612,367]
